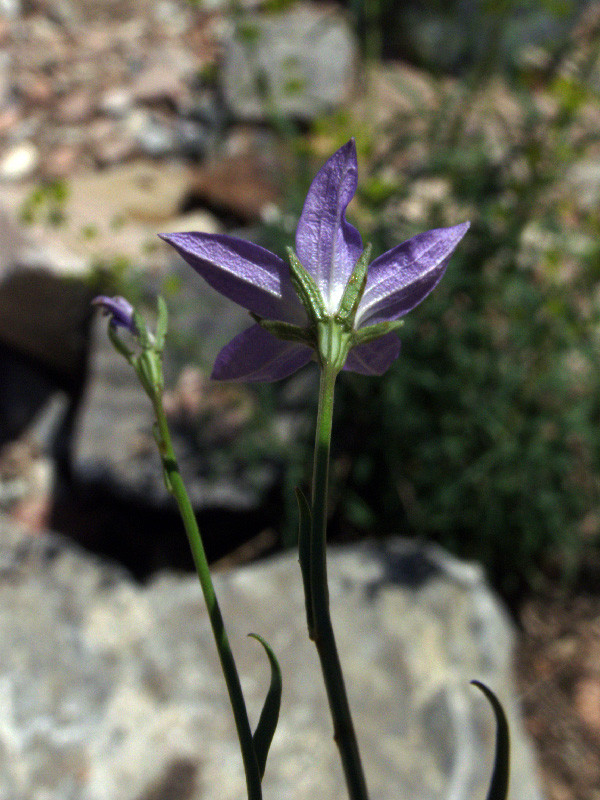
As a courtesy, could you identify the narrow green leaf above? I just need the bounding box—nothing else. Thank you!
[336,243,372,325]
[352,319,404,347]
[471,681,510,800]
[250,314,316,347]
[286,248,327,324]
[248,633,282,780]
[155,295,168,352]
[295,487,314,639]
[137,349,163,397]
[132,309,151,349]
[108,324,134,362]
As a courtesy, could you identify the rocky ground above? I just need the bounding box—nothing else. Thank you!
[516,588,600,800]
[1,1,600,798]
[0,0,220,180]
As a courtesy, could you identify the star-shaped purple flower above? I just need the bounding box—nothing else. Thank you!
[160,140,469,382]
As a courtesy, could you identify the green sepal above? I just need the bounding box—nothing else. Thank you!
[248,633,283,780]
[132,309,151,349]
[352,319,404,347]
[295,487,314,639]
[137,349,164,398]
[316,319,352,374]
[286,248,327,324]
[471,681,510,800]
[108,324,134,363]
[251,313,316,348]
[335,243,372,327]
[155,295,168,352]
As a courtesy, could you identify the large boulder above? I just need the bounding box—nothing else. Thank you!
[0,204,93,454]
[0,204,92,389]
[0,516,542,800]
[221,3,357,122]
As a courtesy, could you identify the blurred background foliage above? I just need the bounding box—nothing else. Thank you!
[240,0,600,601]
[347,0,585,70]
[93,0,600,601]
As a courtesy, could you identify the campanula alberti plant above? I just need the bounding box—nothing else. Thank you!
[94,139,510,800]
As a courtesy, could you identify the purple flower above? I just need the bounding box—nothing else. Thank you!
[92,295,137,333]
[160,140,469,382]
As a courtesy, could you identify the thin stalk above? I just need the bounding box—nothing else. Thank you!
[153,399,262,800]
[309,364,370,800]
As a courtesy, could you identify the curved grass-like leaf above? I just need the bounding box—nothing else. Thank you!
[248,633,283,780]
[295,487,314,639]
[471,681,510,800]
[155,295,168,352]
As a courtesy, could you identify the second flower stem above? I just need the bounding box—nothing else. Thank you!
[153,398,263,800]
[310,364,370,800]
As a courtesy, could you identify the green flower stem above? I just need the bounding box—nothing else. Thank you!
[310,363,370,800]
[152,396,262,800]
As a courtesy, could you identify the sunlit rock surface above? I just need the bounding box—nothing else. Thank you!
[222,4,357,122]
[0,516,542,800]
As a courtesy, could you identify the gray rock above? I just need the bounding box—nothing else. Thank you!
[92,130,137,167]
[135,116,179,157]
[182,90,225,132]
[222,3,357,122]
[0,518,542,800]
[129,62,190,107]
[0,0,20,18]
[99,87,134,118]
[136,117,212,160]
[175,119,211,159]
[0,204,93,387]
[0,206,91,489]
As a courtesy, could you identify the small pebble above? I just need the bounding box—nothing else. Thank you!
[0,141,39,181]
[43,144,79,179]
[99,88,133,118]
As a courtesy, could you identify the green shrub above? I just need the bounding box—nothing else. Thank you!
[328,11,600,597]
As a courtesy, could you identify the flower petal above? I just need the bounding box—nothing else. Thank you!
[356,222,470,326]
[92,295,136,333]
[159,232,305,323]
[343,333,401,376]
[211,324,313,382]
[295,139,363,313]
